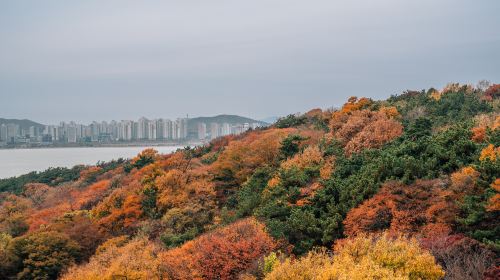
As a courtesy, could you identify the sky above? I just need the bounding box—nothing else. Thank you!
[0,0,499,124]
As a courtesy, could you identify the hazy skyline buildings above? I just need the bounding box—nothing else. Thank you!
[0,115,263,146]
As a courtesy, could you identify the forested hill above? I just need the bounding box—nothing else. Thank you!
[0,83,499,280]
[0,118,44,129]
[187,114,268,129]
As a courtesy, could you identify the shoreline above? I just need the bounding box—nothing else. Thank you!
[0,141,205,150]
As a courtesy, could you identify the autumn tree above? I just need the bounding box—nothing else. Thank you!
[343,179,457,238]
[49,211,108,260]
[160,218,277,280]
[61,237,160,280]
[211,128,296,197]
[22,183,51,207]
[486,178,500,211]
[265,233,444,280]
[421,234,496,280]
[330,106,403,155]
[6,231,81,280]
[0,194,32,237]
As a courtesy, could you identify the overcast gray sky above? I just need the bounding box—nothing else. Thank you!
[1,0,499,124]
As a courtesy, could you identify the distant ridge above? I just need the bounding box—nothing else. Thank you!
[260,116,279,124]
[0,118,45,130]
[187,114,268,136]
[188,114,267,126]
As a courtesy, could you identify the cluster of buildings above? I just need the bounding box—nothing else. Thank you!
[0,118,188,144]
[0,118,264,145]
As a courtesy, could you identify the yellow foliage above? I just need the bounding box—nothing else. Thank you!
[429,89,442,101]
[450,166,480,194]
[479,144,500,161]
[319,157,335,180]
[265,233,445,280]
[494,115,500,130]
[281,146,323,171]
[61,238,160,280]
[379,106,400,118]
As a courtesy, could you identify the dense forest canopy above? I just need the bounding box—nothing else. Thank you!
[0,82,499,279]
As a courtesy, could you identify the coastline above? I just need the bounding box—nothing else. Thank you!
[0,140,205,150]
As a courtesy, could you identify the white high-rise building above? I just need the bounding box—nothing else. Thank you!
[198,123,207,140]
[210,123,220,140]
[221,123,231,136]
[137,117,149,140]
[148,120,157,140]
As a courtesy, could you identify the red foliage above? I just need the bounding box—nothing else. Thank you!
[343,179,457,238]
[330,106,403,156]
[484,84,500,101]
[421,234,497,280]
[471,126,487,142]
[160,218,278,280]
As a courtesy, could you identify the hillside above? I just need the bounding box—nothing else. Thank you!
[0,83,499,280]
[0,118,44,129]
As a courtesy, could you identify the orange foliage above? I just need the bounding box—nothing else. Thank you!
[295,182,323,207]
[132,148,159,164]
[159,218,277,280]
[72,180,110,209]
[450,166,480,195]
[484,84,500,101]
[471,126,487,142]
[343,180,457,238]
[23,183,51,207]
[471,114,499,142]
[79,166,102,181]
[486,179,500,212]
[441,83,474,94]
[331,109,403,155]
[281,145,323,171]
[93,191,143,234]
[28,202,73,232]
[319,156,335,180]
[429,88,442,100]
[211,128,296,185]
[379,106,400,118]
[479,144,500,162]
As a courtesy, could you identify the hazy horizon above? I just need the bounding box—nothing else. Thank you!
[1,0,499,123]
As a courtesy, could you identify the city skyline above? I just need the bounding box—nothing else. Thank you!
[0,114,265,146]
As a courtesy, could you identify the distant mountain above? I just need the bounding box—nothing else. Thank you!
[187,114,268,137]
[188,115,267,127]
[260,116,279,124]
[0,118,45,130]
[189,114,267,125]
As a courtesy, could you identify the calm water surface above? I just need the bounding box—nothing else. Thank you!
[0,146,182,179]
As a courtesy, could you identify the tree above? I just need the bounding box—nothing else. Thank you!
[479,144,499,161]
[160,218,277,280]
[0,194,31,237]
[7,231,81,280]
[131,148,159,170]
[343,180,457,238]
[22,183,51,207]
[330,109,403,156]
[279,134,308,159]
[61,237,160,280]
[421,234,496,280]
[49,211,108,260]
[265,233,444,280]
